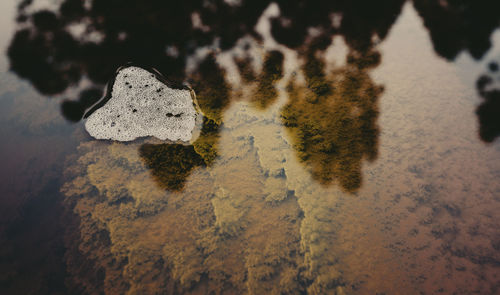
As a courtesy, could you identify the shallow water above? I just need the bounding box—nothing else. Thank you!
[1,0,500,294]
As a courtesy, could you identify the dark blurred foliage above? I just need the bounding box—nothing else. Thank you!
[271,0,405,51]
[8,0,500,118]
[413,0,500,60]
[282,49,382,192]
[9,0,269,96]
[139,144,206,191]
[5,1,500,294]
[476,61,500,143]
[61,88,103,122]
[251,50,284,109]
[6,0,500,189]
[7,0,407,121]
[413,0,500,143]
[189,54,232,124]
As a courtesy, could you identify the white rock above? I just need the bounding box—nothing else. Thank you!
[85,66,200,142]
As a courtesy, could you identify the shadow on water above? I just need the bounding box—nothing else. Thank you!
[136,55,228,191]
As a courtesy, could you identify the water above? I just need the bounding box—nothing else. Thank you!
[1,0,500,294]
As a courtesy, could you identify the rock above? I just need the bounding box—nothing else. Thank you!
[84,66,201,142]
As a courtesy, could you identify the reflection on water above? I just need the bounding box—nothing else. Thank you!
[6,0,500,140]
[476,60,500,143]
[413,0,500,60]
[1,0,500,294]
[61,137,304,294]
[139,144,205,191]
[282,49,380,192]
[251,50,284,109]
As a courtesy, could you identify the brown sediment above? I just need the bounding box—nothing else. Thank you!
[61,124,305,294]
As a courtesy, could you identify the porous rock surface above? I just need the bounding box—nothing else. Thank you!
[85,66,199,142]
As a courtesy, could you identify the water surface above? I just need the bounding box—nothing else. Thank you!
[1,0,500,294]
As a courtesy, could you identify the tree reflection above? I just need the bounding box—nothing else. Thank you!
[476,61,500,143]
[8,0,500,147]
[8,0,271,116]
[7,0,405,193]
[251,50,284,109]
[282,48,381,192]
[139,144,206,191]
[271,0,405,51]
[6,1,500,294]
[413,0,500,60]
[412,0,500,143]
[137,54,228,191]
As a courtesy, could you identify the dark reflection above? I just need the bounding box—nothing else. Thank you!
[413,0,500,60]
[262,0,404,191]
[189,54,232,124]
[6,0,403,193]
[282,48,381,192]
[476,61,500,143]
[8,0,500,138]
[140,55,228,190]
[271,0,405,51]
[139,144,205,191]
[411,0,500,143]
[7,0,500,192]
[8,0,271,121]
[251,50,284,109]
[7,0,410,122]
[235,55,257,83]
[61,88,103,122]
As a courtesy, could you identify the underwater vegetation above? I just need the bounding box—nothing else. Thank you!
[50,3,389,292]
